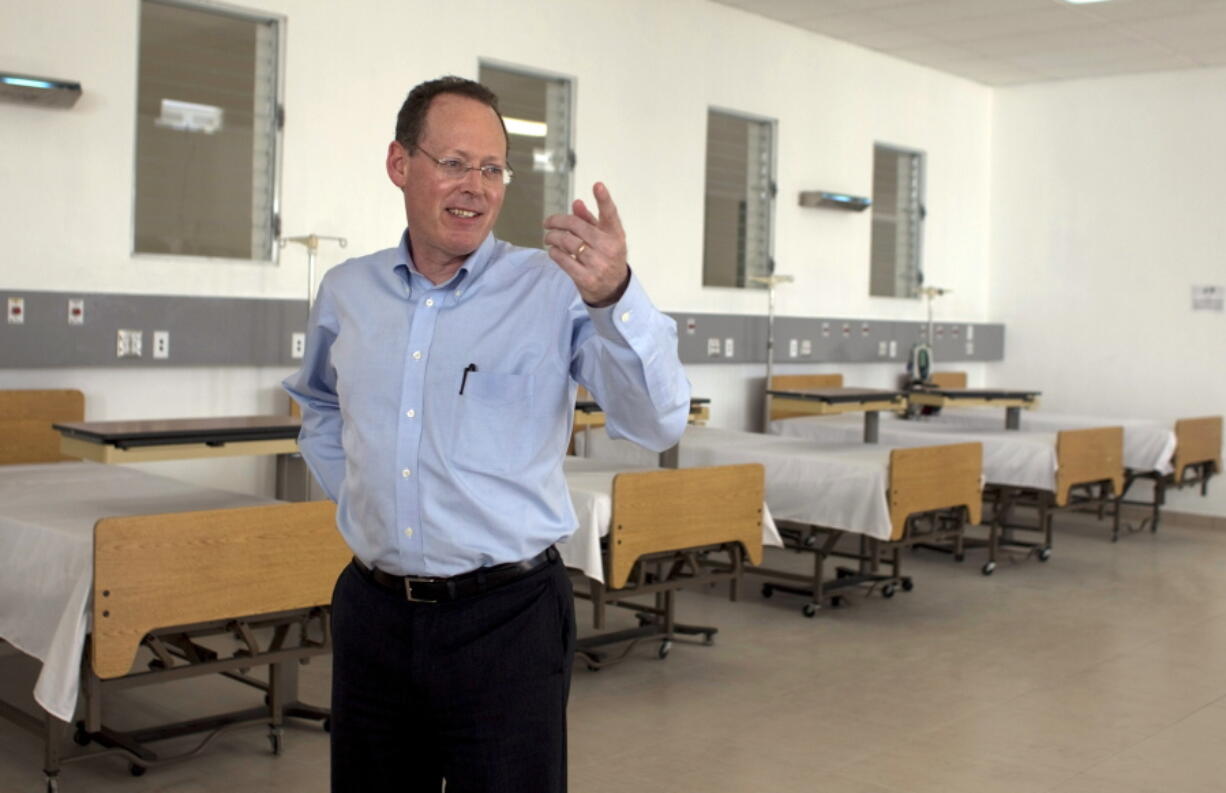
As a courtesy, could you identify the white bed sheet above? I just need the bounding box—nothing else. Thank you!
[770,413,1059,492]
[559,456,782,582]
[573,425,945,541]
[0,462,274,722]
[920,408,1176,475]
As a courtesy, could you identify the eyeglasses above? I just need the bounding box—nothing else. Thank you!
[410,144,513,186]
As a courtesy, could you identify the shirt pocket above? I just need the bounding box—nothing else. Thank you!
[452,371,537,475]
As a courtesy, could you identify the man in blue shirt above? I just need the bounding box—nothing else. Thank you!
[284,75,689,792]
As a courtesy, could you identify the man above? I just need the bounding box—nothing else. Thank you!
[284,75,690,793]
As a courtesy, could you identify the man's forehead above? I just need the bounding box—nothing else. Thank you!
[421,94,506,153]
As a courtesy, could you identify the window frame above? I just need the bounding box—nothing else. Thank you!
[131,0,286,264]
[869,141,926,299]
[701,106,777,291]
[477,59,575,250]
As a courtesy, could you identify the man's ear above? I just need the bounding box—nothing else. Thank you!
[386,140,409,188]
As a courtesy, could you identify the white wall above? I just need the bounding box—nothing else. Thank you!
[988,66,1226,516]
[1,0,992,493]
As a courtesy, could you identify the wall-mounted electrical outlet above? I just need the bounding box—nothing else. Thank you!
[800,339,812,356]
[7,297,24,324]
[788,338,798,358]
[724,337,735,358]
[706,337,721,357]
[68,298,84,325]
[152,330,169,359]
[116,329,143,358]
[291,332,306,359]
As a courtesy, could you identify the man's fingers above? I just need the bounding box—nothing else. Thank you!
[572,198,599,227]
[592,182,623,234]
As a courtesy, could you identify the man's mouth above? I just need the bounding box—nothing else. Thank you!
[447,208,480,219]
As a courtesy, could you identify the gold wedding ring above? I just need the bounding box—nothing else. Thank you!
[574,242,589,258]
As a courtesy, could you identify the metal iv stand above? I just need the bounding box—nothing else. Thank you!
[749,273,795,433]
[279,234,348,308]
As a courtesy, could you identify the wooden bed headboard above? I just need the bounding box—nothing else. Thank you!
[606,464,764,589]
[1174,416,1222,482]
[888,443,982,542]
[0,389,84,465]
[92,500,350,679]
[1055,426,1124,507]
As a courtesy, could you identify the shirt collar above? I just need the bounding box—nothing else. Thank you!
[392,228,496,293]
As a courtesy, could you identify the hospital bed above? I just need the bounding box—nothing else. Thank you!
[911,375,1221,537]
[0,390,348,792]
[561,457,774,665]
[573,426,982,616]
[770,387,1124,572]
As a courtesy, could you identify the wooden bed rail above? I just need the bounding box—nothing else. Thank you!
[1174,416,1222,483]
[0,389,84,464]
[92,500,349,679]
[888,442,982,541]
[606,464,765,589]
[1055,427,1123,507]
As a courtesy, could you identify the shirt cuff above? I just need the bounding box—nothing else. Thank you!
[586,272,662,346]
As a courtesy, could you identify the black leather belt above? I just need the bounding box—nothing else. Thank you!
[352,546,558,603]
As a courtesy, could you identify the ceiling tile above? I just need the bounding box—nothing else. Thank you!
[797,11,908,36]
[851,27,948,50]
[917,7,1094,44]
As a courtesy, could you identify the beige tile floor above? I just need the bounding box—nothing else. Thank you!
[4,510,1226,792]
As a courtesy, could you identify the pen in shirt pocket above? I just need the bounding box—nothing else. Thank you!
[459,363,477,395]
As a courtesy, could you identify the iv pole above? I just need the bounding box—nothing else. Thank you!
[280,233,348,308]
[749,273,794,432]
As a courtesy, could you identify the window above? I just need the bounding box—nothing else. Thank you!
[133,0,282,260]
[478,63,573,248]
[869,144,925,298]
[703,109,775,289]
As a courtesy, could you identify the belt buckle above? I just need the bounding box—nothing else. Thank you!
[403,577,439,604]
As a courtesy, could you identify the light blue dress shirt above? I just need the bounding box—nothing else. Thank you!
[283,230,691,576]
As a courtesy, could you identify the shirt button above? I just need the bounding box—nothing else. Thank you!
[406,409,416,418]
[621,311,632,322]
[402,468,412,478]
[412,351,422,360]
[425,298,434,307]
[404,526,414,538]
[455,288,463,296]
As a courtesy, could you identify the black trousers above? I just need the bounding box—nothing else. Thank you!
[329,554,576,793]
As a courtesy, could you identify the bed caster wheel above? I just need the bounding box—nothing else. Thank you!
[1038,547,1052,562]
[129,762,147,777]
[761,584,774,598]
[954,553,966,562]
[982,561,997,576]
[44,775,59,793]
[657,640,672,659]
[72,722,91,746]
[802,603,819,618]
[268,727,283,755]
[702,631,715,646]
[901,578,914,592]
[829,596,845,608]
[881,584,896,599]
[836,568,851,579]
[322,718,331,733]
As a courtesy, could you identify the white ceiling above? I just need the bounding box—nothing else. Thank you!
[711,0,1226,85]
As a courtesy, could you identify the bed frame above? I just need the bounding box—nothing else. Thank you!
[751,442,983,617]
[0,390,348,791]
[575,464,764,668]
[1119,416,1221,534]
